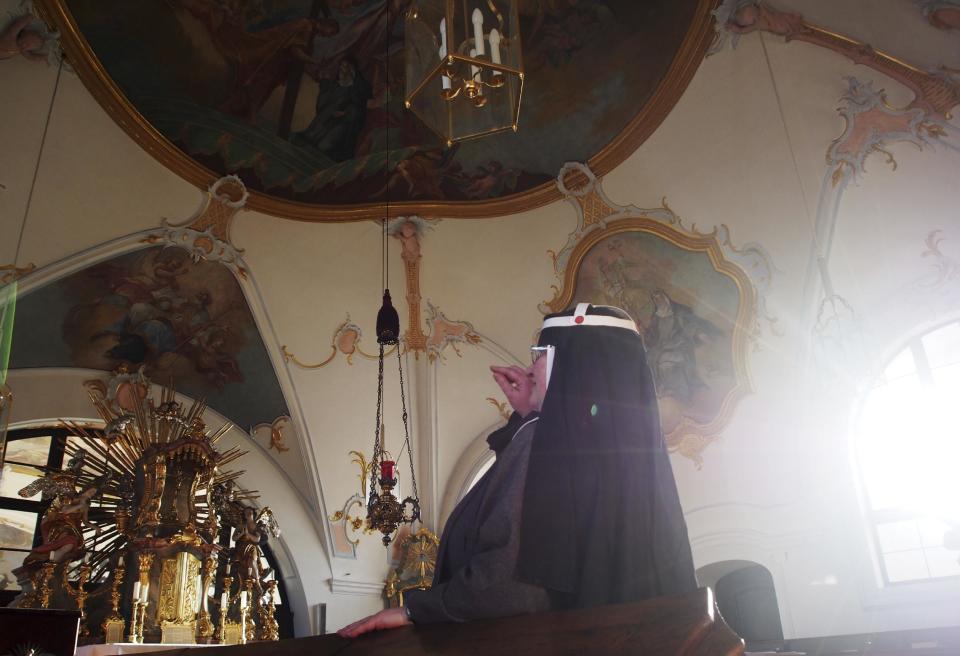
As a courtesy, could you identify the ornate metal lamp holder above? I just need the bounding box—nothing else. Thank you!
[364,228,421,545]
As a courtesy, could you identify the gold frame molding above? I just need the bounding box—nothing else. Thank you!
[36,0,717,222]
[546,217,756,466]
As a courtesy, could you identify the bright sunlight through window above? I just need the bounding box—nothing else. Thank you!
[855,321,960,585]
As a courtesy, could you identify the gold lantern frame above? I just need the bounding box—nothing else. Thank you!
[405,0,524,146]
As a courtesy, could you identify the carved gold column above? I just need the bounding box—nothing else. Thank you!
[137,455,166,533]
[37,562,56,609]
[196,554,217,643]
[258,580,280,641]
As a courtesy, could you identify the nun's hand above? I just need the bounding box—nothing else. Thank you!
[491,365,535,417]
[338,607,411,638]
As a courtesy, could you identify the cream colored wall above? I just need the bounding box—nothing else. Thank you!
[3,0,960,639]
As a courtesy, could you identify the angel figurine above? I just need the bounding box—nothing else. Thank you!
[218,484,281,602]
[14,451,110,572]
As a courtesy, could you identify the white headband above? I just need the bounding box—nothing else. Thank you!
[540,303,639,334]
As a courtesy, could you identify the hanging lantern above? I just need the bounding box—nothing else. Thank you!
[366,226,421,546]
[405,0,524,145]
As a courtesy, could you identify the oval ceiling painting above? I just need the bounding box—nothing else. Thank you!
[41,0,713,220]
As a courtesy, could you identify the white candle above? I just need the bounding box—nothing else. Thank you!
[439,18,451,90]
[472,8,485,57]
[132,582,141,602]
[118,555,124,567]
[240,591,248,607]
[469,48,480,81]
[225,563,230,576]
[141,583,149,603]
[489,28,502,65]
[221,592,228,607]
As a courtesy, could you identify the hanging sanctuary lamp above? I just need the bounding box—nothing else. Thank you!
[404,0,524,145]
[365,221,421,546]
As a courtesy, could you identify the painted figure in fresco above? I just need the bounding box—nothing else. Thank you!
[596,239,648,320]
[14,453,110,572]
[294,59,372,162]
[171,0,340,121]
[81,250,244,389]
[459,161,521,200]
[0,14,52,63]
[377,147,461,199]
[643,289,722,405]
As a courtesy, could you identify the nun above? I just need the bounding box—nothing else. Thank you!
[339,304,696,637]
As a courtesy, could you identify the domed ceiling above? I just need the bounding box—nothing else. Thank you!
[41,0,713,220]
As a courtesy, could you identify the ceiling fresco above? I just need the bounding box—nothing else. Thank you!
[9,247,288,429]
[40,0,713,220]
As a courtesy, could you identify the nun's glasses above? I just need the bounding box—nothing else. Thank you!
[530,345,554,364]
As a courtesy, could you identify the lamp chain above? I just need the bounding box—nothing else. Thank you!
[368,343,386,509]
[395,347,418,502]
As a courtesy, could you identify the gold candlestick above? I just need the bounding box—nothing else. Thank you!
[103,559,126,641]
[217,605,229,644]
[74,564,91,637]
[137,598,149,643]
[238,598,248,646]
[127,600,141,643]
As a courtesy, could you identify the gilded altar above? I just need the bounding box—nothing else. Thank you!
[6,370,282,646]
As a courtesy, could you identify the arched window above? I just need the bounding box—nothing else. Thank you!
[0,426,94,604]
[855,321,960,585]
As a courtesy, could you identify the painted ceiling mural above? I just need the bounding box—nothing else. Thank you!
[41,0,711,219]
[9,247,288,429]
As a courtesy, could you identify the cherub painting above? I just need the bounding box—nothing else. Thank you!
[62,248,246,389]
[9,246,289,430]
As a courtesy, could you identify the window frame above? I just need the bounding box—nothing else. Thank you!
[0,426,74,603]
[855,321,960,588]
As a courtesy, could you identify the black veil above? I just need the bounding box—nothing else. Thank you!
[516,304,697,608]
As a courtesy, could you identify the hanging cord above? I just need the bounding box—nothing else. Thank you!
[15,57,64,263]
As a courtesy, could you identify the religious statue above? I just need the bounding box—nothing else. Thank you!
[0,14,55,63]
[13,451,111,572]
[219,483,281,603]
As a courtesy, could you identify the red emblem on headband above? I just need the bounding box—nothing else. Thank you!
[575,316,584,324]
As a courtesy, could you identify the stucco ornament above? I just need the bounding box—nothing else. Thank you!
[140,175,250,278]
